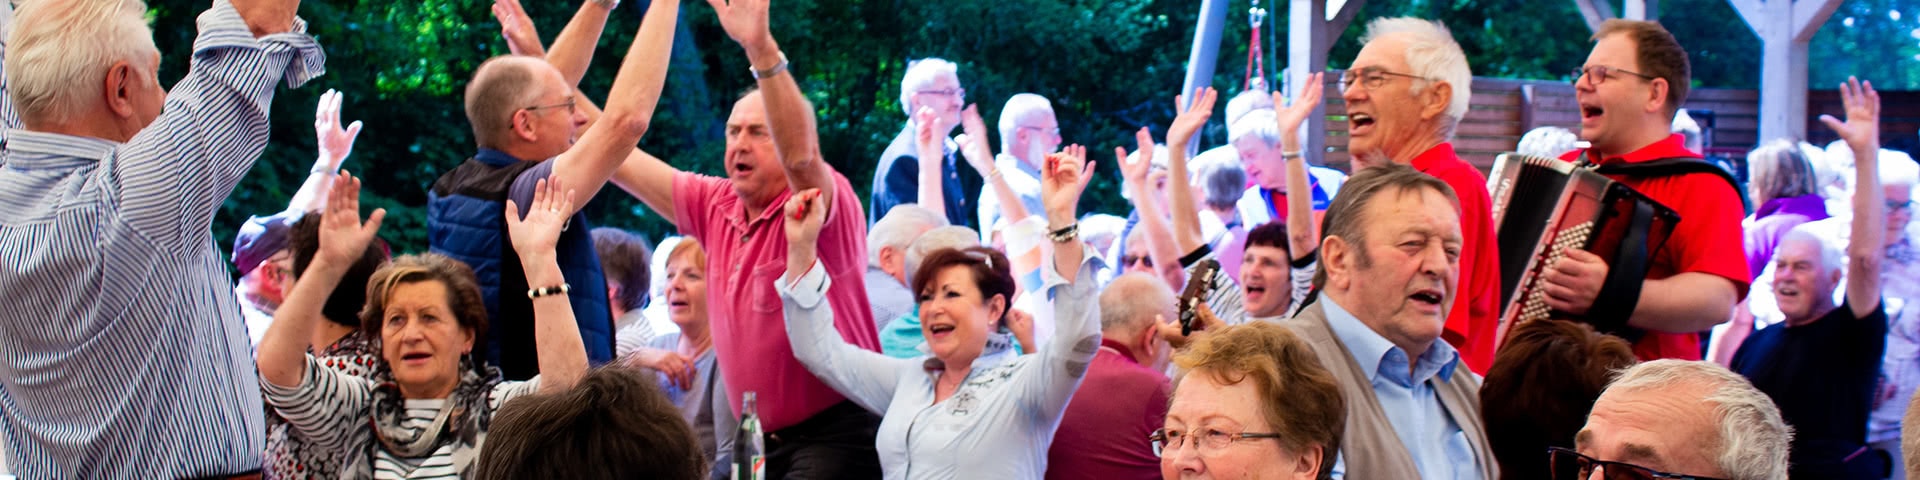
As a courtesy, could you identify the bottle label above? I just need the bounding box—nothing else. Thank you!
[733,455,764,480]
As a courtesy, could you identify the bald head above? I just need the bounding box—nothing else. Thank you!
[1100,273,1175,336]
[465,55,553,150]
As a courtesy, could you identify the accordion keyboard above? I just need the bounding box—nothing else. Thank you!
[1520,221,1595,322]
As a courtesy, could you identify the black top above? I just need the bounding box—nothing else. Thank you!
[869,126,982,229]
[1732,299,1888,478]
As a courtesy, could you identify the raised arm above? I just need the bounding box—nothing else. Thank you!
[1117,130,1186,288]
[779,189,914,413]
[542,0,617,87]
[1019,143,1100,412]
[545,0,677,216]
[1822,77,1885,317]
[506,177,592,392]
[285,89,363,214]
[958,104,1034,224]
[258,173,385,390]
[1274,73,1325,260]
[913,108,949,218]
[1043,145,1094,280]
[708,0,838,208]
[1166,87,1217,254]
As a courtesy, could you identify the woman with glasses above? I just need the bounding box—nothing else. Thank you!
[779,147,1101,479]
[1157,321,1345,480]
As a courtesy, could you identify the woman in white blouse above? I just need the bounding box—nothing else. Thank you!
[778,147,1102,479]
[256,175,589,478]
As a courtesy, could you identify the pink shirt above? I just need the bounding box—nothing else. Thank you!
[674,172,881,431]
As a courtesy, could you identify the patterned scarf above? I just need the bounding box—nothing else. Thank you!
[346,356,503,477]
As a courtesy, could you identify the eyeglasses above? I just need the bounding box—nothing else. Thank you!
[1150,427,1283,457]
[917,87,966,99]
[1890,199,1913,213]
[1339,66,1434,94]
[523,98,577,115]
[1571,65,1657,86]
[1548,447,1729,480]
[1121,253,1154,268]
[1019,125,1061,138]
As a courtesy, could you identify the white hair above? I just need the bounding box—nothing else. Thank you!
[1117,144,1172,202]
[1881,150,1919,188]
[6,0,157,126]
[1193,151,1248,210]
[1516,126,1580,158]
[903,225,980,286]
[1777,226,1842,276]
[1603,360,1791,480]
[1229,109,1282,147]
[1099,272,1174,334]
[868,204,949,265]
[997,93,1055,152]
[1225,89,1275,128]
[1359,17,1473,136]
[898,57,958,120]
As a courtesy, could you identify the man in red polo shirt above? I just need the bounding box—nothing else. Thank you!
[1279,17,1501,373]
[1544,19,1749,361]
[611,0,883,477]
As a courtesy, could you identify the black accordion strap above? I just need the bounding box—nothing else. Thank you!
[1586,198,1655,343]
[1591,157,1750,210]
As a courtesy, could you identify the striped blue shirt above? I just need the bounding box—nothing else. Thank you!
[0,1,325,477]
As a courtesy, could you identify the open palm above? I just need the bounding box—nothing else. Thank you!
[1818,76,1880,150]
[1167,87,1216,148]
[1273,72,1325,135]
[705,0,771,48]
[1041,145,1093,221]
[505,177,577,260]
[318,172,384,267]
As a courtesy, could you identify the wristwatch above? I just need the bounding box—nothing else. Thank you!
[751,52,790,80]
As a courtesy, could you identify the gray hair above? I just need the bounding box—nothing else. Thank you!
[1225,89,1275,128]
[1604,360,1791,480]
[1229,109,1282,147]
[1194,153,1248,210]
[6,0,157,126]
[997,93,1055,152]
[1746,139,1819,206]
[1359,17,1473,136]
[868,204,949,265]
[898,57,958,120]
[903,225,980,286]
[1099,273,1174,334]
[1517,126,1580,158]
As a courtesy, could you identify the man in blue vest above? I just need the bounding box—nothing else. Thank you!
[428,0,678,380]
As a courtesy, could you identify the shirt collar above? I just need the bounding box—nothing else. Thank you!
[1407,142,1461,174]
[474,148,524,167]
[1319,295,1460,387]
[1575,133,1700,165]
[1100,338,1140,366]
[996,153,1041,179]
[3,129,118,169]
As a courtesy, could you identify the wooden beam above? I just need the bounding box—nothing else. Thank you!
[1727,0,1767,36]
[1328,0,1367,39]
[1573,0,1617,33]
[1289,0,1332,164]
[1792,0,1844,41]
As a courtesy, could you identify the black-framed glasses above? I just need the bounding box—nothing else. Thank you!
[1572,65,1657,86]
[1339,66,1434,94]
[917,87,966,98]
[1548,447,1729,480]
[523,98,577,114]
[1149,427,1283,457]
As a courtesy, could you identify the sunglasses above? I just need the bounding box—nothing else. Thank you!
[1549,447,1728,480]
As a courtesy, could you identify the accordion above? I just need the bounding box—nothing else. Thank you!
[1486,153,1681,344]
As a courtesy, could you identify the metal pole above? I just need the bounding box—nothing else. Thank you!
[1181,0,1231,154]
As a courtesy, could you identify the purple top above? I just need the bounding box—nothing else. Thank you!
[1744,194,1831,281]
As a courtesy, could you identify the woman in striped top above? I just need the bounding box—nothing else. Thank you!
[257,174,591,478]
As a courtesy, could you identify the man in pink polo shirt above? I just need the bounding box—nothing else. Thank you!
[611,0,882,476]
[1280,17,1501,374]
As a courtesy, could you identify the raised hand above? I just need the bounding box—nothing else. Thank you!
[314,89,363,173]
[317,172,385,268]
[1004,308,1036,354]
[492,0,546,57]
[1272,72,1325,150]
[955,104,996,175]
[504,177,577,261]
[915,106,943,155]
[1818,76,1881,151]
[1041,145,1094,225]
[232,0,299,37]
[1115,127,1154,188]
[1167,87,1217,149]
[783,188,827,248]
[704,0,772,51]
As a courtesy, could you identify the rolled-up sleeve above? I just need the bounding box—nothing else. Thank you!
[1017,250,1102,413]
[778,260,914,414]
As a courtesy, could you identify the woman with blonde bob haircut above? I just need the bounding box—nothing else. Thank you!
[1159,321,1346,480]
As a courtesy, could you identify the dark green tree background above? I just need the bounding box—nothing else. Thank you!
[143,0,1908,274]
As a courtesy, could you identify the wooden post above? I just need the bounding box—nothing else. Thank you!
[1288,0,1366,164]
[1729,0,1842,143]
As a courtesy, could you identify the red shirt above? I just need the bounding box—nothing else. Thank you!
[1045,339,1170,480]
[673,171,882,431]
[1560,134,1751,361]
[1410,143,1501,374]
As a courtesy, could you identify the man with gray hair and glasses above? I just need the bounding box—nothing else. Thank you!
[1567,359,1790,480]
[0,0,323,476]
[871,57,982,229]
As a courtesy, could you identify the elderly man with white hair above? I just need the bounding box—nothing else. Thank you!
[1730,78,1890,479]
[976,93,1057,240]
[867,204,949,336]
[1277,17,1499,374]
[871,58,983,229]
[1572,359,1791,480]
[0,0,323,476]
